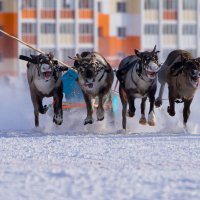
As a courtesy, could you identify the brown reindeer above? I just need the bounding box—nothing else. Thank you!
[70,52,114,125]
[116,45,161,129]
[19,53,64,127]
[155,50,200,125]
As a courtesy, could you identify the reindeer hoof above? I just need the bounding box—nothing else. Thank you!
[148,121,155,126]
[139,117,147,125]
[53,117,63,125]
[97,116,104,121]
[84,118,93,125]
[127,110,134,117]
[155,98,162,107]
[167,106,175,116]
[39,105,48,114]
[97,109,104,121]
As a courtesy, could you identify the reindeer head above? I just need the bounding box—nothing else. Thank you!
[182,56,200,88]
[135,45,161,79]
[70,52,104,89]
[32,52,57,81]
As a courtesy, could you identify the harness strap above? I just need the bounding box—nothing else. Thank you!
[116,59,139,86]
[98,68,112,82]
[170,61,184,76]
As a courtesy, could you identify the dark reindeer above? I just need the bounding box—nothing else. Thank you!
[155,50,200,125]
[70,52,114,125]
[19,53,64,127]
[116,45,161,129]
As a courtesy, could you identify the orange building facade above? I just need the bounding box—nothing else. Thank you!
[0,0,199,75]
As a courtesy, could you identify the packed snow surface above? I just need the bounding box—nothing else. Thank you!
[0,76,200,200]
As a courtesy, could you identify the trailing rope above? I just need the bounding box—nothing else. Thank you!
[0,29,77,72]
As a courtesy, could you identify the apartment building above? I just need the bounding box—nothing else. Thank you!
[0,0,18,75]
[142,0,200,60]
[0,0,200,75]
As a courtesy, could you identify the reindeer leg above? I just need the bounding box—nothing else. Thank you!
[167,89,176,116]
[155,83,165,107]
[183,99,193,126]
[30,91,39,127]
[53,86,63,125]
[139,97,147,125]
[37,97,48,114]
[119,85,127,130]
[148,95,156,126]
[127,94,135,118]
[97,93,106,121]
[83,92,93,125]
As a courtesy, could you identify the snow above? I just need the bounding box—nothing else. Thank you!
[0,75,200,200]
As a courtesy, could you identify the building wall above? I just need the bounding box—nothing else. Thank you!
[0,0,200,75]
[0,0,18,75]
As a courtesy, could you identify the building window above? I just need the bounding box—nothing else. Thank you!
[60,23,74,34]
[183,24,197,35]
[163,24,177,34]
[62,0,74,9]
[144,24,159,34]
[22,23,36,34]
[144,0,158,9]
[79,0,93,9]
[163,0,177,10]
[117,27,126,38]
[22,0,36,9]
[117,2,126,12]
[0,1,3,11]
[42,0,56,9]
[41,23,56,34]
[183,0,197,10]
[98,2,102,12]
[79,23,93,34]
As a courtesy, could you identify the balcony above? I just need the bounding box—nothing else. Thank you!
[22,9,36,19]
[144,10,159,21]
[79,9,93,19]
[60,9,75,19]
[182,10,196,21]
[79,35,93,43]
[163,10,177,20]
[59,34,75,45]
[22,34,37,44]
[41,10,56,19]
[163,35,177,46]
[40,34,55,45]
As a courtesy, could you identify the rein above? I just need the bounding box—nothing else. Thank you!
[98,68,112,82]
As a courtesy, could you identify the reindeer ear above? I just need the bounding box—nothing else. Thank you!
[156,50,160,54]
[134,49,141,57]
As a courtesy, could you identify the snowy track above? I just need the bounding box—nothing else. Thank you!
[1,132,200,200]
[0,76,200,200]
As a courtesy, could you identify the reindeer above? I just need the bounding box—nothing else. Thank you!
[116,45,161,129]
[19,53,64,127]
[70,52,114,125]
[155,50,200,125]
